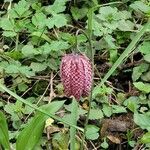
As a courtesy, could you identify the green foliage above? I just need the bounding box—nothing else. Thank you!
[16,101,65,150]
[0,111,10,150]
[89,108,103,120]
[85,125,99,140]
[141,132,150,144]
[134,112,150,131]
[52,132,69,150]
[1,0,150,149]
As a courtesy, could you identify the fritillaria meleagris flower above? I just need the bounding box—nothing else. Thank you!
[60,53,92,100]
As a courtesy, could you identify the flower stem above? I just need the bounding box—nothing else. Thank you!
[70,98,78,150]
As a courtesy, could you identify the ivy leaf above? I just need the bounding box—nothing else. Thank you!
[89,109,103,120]
[118,20,134,31]
[134,82,150,93]
[123,96,139,112]
[30,62,47,72]
[32,12,47,29]
[46,59,59,71]
[46,14,67,29]
[134,112,150,131]
[132,63,149,81]
[98,6,119,21]
[92,18,103,36]
[144,54,150,63]
[85,125,99,140]
[18,83,28,92]
[130,1,150,13]
[4,61,35,77]
[0,18,15,31]
[3,31,17,37]
[45,0,67,14]
[141,71,150,82]
[138,42,150,55]
[22,45,40,57]
[71,7,88,20]
[13,0,30,17]
[19,66,35,77]
[43,41,69,54]
[5,64,20,74]
[104,34,116,49]
[112,105,127,114]
[102,104,112,117]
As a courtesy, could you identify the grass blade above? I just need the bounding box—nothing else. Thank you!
[16,101,65,150]
[0,111,10,150]
[0,83,84,132]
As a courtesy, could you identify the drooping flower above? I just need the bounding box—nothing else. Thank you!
[60,53,92,100]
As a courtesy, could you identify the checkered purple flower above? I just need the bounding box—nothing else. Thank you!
[60,53,92,100]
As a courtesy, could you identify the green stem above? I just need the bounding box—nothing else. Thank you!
[80,8,94,150]
[0,83,84,132]
[15,33,19,51]
[70,99,78,150]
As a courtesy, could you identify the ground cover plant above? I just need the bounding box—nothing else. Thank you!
[0,0,150,149]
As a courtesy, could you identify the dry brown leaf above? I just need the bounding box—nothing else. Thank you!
[107,135,121,144]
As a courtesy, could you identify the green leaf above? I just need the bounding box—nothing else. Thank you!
[134,112,150,131]
[13,0,30,16]
[43,41,69,54]
[112,105,127,114]
[46,14,67,29]
[85,125,99,140]
[118,20,134,31]
[93,18,150,98]
[132,63,149,81]
[16,101,65,150]
[141,132,150,144]
[52,132,69,150]
[141,71,150,82]
[138,42,150,55]
[98,6,119,21]
[3,31,17,37]
[30,62,47,72]
[31,32,51,43]
[102,104,112,117]
[144,54,150,63]
[18,83,28,92]
[133,82,150,93]
[45,0,67,14]
[0,111,10,150]
[101,138,109,149]
[130,1,150,13]
[22,45,40,57]
[123,96,139,112]
[32,12,47,29]
[89,109,103,120]
[104,34,116,49]
[0,18,15,31]
[71,7,88,20]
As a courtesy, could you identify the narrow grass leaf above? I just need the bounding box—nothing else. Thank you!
[0,111,10,150]
[16,101,65,150]
[0,83,84,132]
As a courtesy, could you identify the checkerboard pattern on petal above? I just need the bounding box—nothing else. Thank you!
[60,53,92,100]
